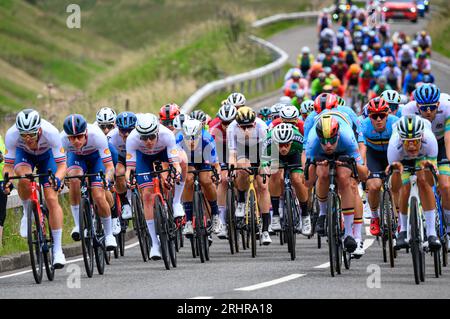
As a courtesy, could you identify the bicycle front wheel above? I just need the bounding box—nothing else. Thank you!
[384,190,396,268]
[132,192,149,262]
[154,196,170,270]
[226,186,237,254]
[28,202,43,284]
[42,206,55,281]
[249,190,257,258]
[79,198,94,278]
[94,214,105,275]
[193,191,206,263]
[285,190,296,261]
[327,193,341,277]
[410,197,422,285]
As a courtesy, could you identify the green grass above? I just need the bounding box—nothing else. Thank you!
[254,19,310,39]
[428,0,450,58]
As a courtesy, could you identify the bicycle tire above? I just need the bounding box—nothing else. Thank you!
[132,192,149,262]
[154,195,170,270]
[193,191,206,263]
[79,198,94,278]
[384,190,396,268]
[226,187,237,254]
[327,193,341,277]
[249,190,257,258]
[164,192,177,266]
[285,190,296,261]
[42,206,55,281]
[119,225,126,257]
[442,235,448,267]
[379,191,388,263]
[94,214,105,275]
[28,202,43,284]
[410,197,421,284]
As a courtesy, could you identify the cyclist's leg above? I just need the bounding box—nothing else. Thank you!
[66,152,85,232]
[217,166,228,230]
[417,169,438,239]
[268,168,283,228]
[235,158,251,218]
[256,174,271,236]
[173,149,187,217]
[199,169,219,231]
[336,165,356,238]
[437,143,450,234]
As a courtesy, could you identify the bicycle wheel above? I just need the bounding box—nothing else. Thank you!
[28,202,43,284]
[190,236,196,258]
[327,193,340,277]
[119,221,126,257]
[132,192,149,262]
[226,186,237,254]
[410,197,421,284]
[249,190,257,258]
[79,198,94,278]
[285,190,296,261]
[442,234,448,267]
[154,195,170,270]
[193,191,206,263]
[382,190,395,268]
[42,206,55,281]
[94,214,105,275]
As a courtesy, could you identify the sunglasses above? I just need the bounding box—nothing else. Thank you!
[161,120,174,127]
[369,112,388,120]
[99,124,115,130]
[119,128,134,135]
[388,103,398,111]
[68,134,86,141]
[319,135,338,145]
[239,124,254,130]
[402,138,421,146]
[418,104,438,112]
[140,134,158,141]
[278,142,291,148]
[20,132,38,139]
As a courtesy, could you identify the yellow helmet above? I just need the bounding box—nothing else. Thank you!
[235,106,256,125]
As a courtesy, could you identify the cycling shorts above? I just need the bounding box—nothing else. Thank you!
[14,148,57,188]
[367,147,388,179]
[67,151,106,188]
[437,138,450,176]
[135,149,169,189]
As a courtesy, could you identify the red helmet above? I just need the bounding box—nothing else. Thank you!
[159,103,180,121]
[314,93,338,113]
[367,97,389,114]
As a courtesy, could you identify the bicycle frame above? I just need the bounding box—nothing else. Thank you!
[245,173,260,227]
[405,173,424,246]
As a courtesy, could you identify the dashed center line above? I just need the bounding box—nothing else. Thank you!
[235,274,306,291]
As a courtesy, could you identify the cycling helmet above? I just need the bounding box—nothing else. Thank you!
[272,123,294,144]
[280,105,299,121]
[63,114,87,136]
[217,104,237,122]
[173,113,190,130]
[300,100,314,114]
[316,115,339,139]
[280,96,293,105]
[159,103,180,120]
[368,97,389,114]
[270,103,284,118]
[116,112,137,130]
[397,115,425,139]
[136,113,159,135]
[295,89,306,99]
[16,109,41,133]
[373,55,382,64]
[291,70,302,79]
[331,78,341,88]
[220,99,228,106]
[400,94,409,104]
[235,107,256,125]
[336,96,346,106]
[96,107,116,125]
[190,110,207,123]
[414,84,440,105]
[314,93,338,113]
[381,90,401,104]
[258,106,271,118]
[182,118,202,139]
[302,46,310,54]
[227,92,246,108]
[349,64,361,74]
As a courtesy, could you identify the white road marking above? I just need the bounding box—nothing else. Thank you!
[189,296,214,299]
[234,274,306,291]
[0,241,140,280]
[314,262,330,269]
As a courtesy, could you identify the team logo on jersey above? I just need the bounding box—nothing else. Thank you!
[60,147,65,154]
[126,153,132,160]
[4,150,7,155]
[104,149,111,155]
[170,149,178,155]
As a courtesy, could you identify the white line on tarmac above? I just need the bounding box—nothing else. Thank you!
[234,274,306,291]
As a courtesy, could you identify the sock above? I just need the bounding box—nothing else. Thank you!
[342,208,355,238]
[146,219,160,248]
[353,218,363,240]
[71,205,80,228]
[174,181,185,205]
[51,229,63,254]
[238,190,246,203]
[209,200,219,216]
[371,209,379,218]
[219,206,226,224]
[271,197,280,216]
[127,190,132,204]
[444,209,450,233]
[22,199,31,214]
[183,202,193,221]
[119,192,129,206]
[424,210,437,237]
[101,217,112,237]
[399,213,408,232]
[262,213,270,232]
[319,199,327,217]
[300,201,308,217]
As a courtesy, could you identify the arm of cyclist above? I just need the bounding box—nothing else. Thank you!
[445,130,450,160]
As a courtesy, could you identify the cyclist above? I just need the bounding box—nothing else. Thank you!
[305,114,367,253]
[416,30,432,56]
[226,92,246,109]
[344,44,359,66]
[381,89,403,117]
[398,44,415,73]
[107,112,137,220]
[125,113,182,260]
[291,89,308,112]
[403,65,423,95]
[177,118,221,238]
[300,100,315,121]
[4,109,67,268]
[159,103,180,131]
[258,107,272,125]
[297,46,315,75]
[311,72,332,98]
[387,115,440,250]
[227,107,272,244]
[308,62,324,82]
[331,57,348,82]
[317,8,332,35]
[368,76,392,99]
[414,52,431,74]
[269,103,284,123]
[331,78,345,98]
[422,68,435,84]
[361,98,399,236]
[190,110,209,131]
[209,104,237,238]
[173,113,190,133]
[382,59,402,92]
[359,62,374,99]
[269,105,304,136]
[263,124,310,235]
[322,48,336,68]
[62,114,117,251]
[284,82,300,99]
[96,107,117,135]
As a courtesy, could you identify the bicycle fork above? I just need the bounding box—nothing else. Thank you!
[406,175,425,248]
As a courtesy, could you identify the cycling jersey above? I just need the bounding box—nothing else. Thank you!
[269,118,304,136]
[362,115,399,152]
[176,130,218,167]
[107,128,127,164]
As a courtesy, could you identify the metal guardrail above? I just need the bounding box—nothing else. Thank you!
[251,11,320,28]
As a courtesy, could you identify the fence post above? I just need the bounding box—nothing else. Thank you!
[125,99,130,111]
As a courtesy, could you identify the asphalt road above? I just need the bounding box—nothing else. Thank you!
[1,15,450,299]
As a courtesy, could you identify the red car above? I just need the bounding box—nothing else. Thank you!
[382,0,418,23]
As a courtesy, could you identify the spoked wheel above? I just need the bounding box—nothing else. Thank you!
[132,192,149,262]
[384,190,396,268]
[119,221,126,257]
[327,193,341,277]
[410,197,422,285]
[42,207,55,281]
[79,198,94,278]
[442,235,448,267]
[343,250,351,270]
[94,214,106,275]
[249,190,257,258]
[226,187,238,254]
[154,195,171,270]
[285,190,296,261]
[28,202,44,284]
[194,191,207,263]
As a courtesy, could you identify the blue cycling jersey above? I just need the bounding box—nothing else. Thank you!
[361,114,398,152]
[305,114,362,164]
[303,106,363,145]
[176,130,218,165]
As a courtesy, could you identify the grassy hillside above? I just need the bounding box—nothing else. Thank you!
[428,0,450,58]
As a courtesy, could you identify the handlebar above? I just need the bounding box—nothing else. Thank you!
[4,169,55,193]
[306,155,359,180]
[65,171,107,189]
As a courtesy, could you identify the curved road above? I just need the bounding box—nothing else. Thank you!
[1,16,450,299]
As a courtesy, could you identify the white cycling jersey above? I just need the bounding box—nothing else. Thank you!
[61,124,111,161]
[400,93,450,140]
[227,117,268,151]
[125,124,178,168]
[4,119,65,165]
[107,128,126,158]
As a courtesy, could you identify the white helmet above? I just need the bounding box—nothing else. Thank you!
[295,89,306,99]
[182,118,202,139]
[173,113,190,130]
[227,92,246,108]
[411,40,419,48]
[270,103,284,117]
[96,107,116,125]
[279,96,292,105]
[16,109,41,133]
[399,94,409,104]
[396,115,425,139]
[300,100,314,114]
[218,104,237,122]
[302,46,310,54]
[381,90,401,104]
[373,55,382,64]
[272,123,294,144]
[136,113,159,135]
[280,105,299,120]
